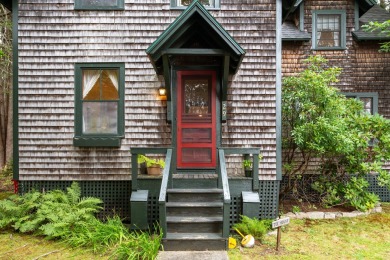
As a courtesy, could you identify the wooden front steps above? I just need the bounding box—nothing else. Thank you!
[162,188,227,251]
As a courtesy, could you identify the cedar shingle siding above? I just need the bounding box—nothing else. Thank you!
[17,1,278,180]
[282,0,390,172]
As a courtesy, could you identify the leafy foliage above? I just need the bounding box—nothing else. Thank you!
[0,182,102,236]
[112,225,163,260]
[363,20,390,52]
[65,215,130,253]
[137,154,165,168]
[232,216,272,242]
[282,56,390,211]
[0,182,162,259]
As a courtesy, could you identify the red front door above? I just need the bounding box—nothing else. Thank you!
[177,71,216,168]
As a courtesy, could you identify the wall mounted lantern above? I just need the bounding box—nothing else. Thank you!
[158,86,166,96]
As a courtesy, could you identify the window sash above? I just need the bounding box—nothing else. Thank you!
[74,63,124,140]
[82,101,118,134]
[312,10,345,50]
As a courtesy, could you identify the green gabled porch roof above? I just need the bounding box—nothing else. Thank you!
[146,0,245,75]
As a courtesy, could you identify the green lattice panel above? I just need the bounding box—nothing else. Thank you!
[147,195,159,226]
[19,181,132,220]
[229,196,242,228]
[366,174,390,202]
[258,181,279,219]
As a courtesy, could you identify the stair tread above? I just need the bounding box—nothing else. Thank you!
[166,202,223,207]
[165,233,224,240]
[167,216,223,223]
[167,188,223,193]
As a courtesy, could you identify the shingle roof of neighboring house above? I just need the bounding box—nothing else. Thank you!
[353,5,390,41]
[282,21,310,41]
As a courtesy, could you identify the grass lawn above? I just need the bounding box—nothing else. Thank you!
[0,232,103,260]
[229,203,390,260]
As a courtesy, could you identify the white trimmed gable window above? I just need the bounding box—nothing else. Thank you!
[171,0,220,9]
[312,10,346,50]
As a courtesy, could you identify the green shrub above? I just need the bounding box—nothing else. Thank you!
[282,55,390,211]
[232,215,272,242]
[312,176,379,211]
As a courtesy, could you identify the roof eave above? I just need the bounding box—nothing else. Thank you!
[352,31,390,41]
[282,37,311,41]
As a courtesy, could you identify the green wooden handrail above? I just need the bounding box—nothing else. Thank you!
[218,149,231,238]
[158,149,173,238]
[159,149,173,203]
[219,147,261,191]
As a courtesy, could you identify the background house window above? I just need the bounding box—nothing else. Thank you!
[171,0,220,9]
[344,92,378,114]
[75,0,124,10]
[74,63,125,147]
[312,10,346,49]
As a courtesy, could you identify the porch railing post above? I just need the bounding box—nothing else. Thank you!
[131,152,138,191]
[253,152,259,191]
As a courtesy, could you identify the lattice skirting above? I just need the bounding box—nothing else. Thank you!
[280,174,390,202]
[18,181,132,221]
[229,180,280,227]
[18,179,280,226]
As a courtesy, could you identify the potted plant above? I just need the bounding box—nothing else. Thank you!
[137,155,165,176]
[242,159,253,177]
[242,154,263,177]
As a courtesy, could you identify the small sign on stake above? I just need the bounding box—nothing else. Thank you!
[272,217,290,251]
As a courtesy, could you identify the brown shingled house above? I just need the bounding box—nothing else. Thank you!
[1,0,389,251]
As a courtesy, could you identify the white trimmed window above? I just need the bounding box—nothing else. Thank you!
[312,10,346,50]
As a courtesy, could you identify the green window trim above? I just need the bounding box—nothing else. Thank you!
[74,63,125,147]
[343,92,378,114]
[170,0,220,10]
[74,0,125,11]
[312,10,346,50]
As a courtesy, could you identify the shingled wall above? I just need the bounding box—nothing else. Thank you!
[17,0,278,181]
[282,0,390,172]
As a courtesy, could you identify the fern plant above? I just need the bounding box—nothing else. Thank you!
[232,215,272,242]
[0,182,102,238]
